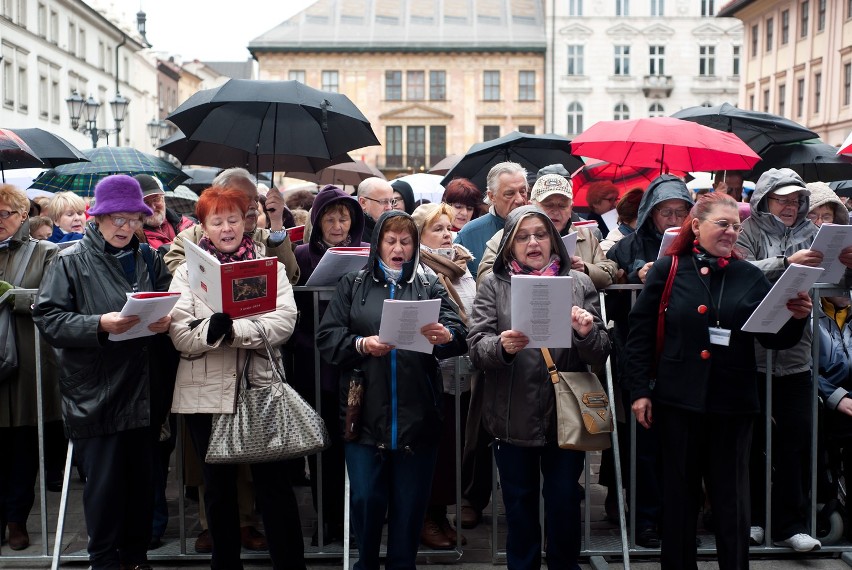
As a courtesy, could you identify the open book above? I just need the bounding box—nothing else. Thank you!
[304,247,370,286]
[184,239,278,318]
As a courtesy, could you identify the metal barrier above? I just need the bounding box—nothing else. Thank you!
[4,283,852,567]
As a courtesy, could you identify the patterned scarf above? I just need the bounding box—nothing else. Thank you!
[198,234,257,263]
[692,241,732,271]
[419,245,473,323]
[508,254,561,276]
[320,234,352,250]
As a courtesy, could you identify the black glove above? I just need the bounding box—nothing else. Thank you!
[206,313,233,344]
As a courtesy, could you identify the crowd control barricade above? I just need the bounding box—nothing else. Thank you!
[9,283,852,567]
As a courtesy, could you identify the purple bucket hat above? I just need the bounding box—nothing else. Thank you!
[87,174,154,216]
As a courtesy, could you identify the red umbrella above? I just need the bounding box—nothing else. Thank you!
[570,117,760,173]
[837,131,852,156]
[570,161,686,206]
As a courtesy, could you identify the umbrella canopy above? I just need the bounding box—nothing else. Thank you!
[571,117,761,173]
[166,79,380,163]
[393,173,445,203]
[9,128,88,168]
[671,103,818,155]
[158,131,353,174]
[746,141,852,182]
[837,131,852,156]
[428,154,463,175]
[0,128,43,180]
[165,185,200,218]
[440,131,582,193]
[287,160,384,186]
[569,161,684,206]
[829,180,852,197]
[182,166,222,192]
[29,146,189,196]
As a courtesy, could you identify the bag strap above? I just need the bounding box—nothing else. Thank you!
[656,255,679,366]
[10,239,36,286]
[540,347,561,385]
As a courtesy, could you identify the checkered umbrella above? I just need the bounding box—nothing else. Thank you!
[28,146,189,196]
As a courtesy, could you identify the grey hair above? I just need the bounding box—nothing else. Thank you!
[357,176,387,198]
[213,167,256,188]
[486,161,528,195]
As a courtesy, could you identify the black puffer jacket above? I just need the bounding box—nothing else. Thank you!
[33,224,172,438]
[316,210,468,450]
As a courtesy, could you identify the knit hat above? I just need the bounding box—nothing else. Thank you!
[88,175,153,216]
[411,202,444,235]
[530,173,573,203]
[134,174,164,197]
[807,181,849,225]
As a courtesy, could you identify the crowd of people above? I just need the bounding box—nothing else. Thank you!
[0,159,851,570]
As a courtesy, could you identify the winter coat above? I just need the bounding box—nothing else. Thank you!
[316,210,468,450]
[467,206,611,447]
[168,256,296,415]
[454,207,505,278]
[625,253,806,414]
[0,220,61,427]
[139,208,196,252]
[816,302,852,409]
[33,224,173,438]
[47,224,83,244]
[737,168,816,375]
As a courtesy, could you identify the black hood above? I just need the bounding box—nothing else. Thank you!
[636,174,694,234]
[492,205,572,278]
[390,179,416,214]
[367,210,420,283]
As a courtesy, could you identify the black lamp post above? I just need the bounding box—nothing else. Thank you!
[66,91,130,148]
[147,118,171,150]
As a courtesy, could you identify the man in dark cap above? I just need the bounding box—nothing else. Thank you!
[134,174,195,254]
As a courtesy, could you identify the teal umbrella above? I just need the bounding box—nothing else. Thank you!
[29,146,188,196]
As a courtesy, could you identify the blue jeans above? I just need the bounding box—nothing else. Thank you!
[493,441,585,570]
[345,442,438,570]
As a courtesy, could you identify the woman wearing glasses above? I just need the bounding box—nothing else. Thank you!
[34,175,173,570]
[625,192,812,569]
[467,205,610,569]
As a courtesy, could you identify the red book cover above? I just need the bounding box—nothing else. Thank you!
[288,225,305,243]
[219,258,278,318]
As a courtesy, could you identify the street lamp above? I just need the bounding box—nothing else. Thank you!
[66,91,130,148]
[110,93,130,145]
[147,118,171,150]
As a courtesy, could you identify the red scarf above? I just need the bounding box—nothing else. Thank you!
[197,234,257,263]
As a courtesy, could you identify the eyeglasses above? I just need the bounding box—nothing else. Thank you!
[108,216,144,229]
[807,212,834,224]
[514,231,550,244]
[0,210,20,220]
[655,207,689,218]
[768,195,802,208]
[706,219,744,233]
[363,196,398,208]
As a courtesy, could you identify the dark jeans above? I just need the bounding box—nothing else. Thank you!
[151,416,176,539]
[306,389,345,529]
[73,428,153,570]
[430,391,470,507]
[461,371,493,512]
[345,441,438,570]
[0,425,38,526]
[750,371,813,540]
[622,389,662,531]
[185,413,306,570]
[493,440,585,570]
[656,404,753,570]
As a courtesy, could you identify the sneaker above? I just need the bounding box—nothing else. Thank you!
[775,533,821,552]
[749,526,765,545]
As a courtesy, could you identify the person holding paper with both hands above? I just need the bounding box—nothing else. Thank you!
[316,210,467,570]
[625,192,812,570]
[467,205,610,570]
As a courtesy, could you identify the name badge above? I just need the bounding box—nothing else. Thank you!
[708,327,731,346]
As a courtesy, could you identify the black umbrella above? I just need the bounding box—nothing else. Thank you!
[440,131,583,193]
[671,103,818,155]
[159,131,352,174]
[166,79,380,165]
[747,142,852,183]
[829,180,852,197]
[182,167,222,192]
[10,128,88,167]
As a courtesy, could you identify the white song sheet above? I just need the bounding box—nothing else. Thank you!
[601,209,618,232]
[657,227,680,259]
[562,231,578,258]
[109,291,182,341]
[810,223,852,284]
[304,247,370,286]
[510,275,573,348]
[741,263,824,334]
[378,299,441,354]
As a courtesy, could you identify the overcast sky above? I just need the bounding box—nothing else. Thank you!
[138,0,315,62]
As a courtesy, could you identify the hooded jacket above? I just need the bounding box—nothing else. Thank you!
[33,224,173,438]
[390,179,416,214]
[807,181,850,225]
[817,301,852,410]
[316,210,468,450]
[737,167,816,375]
[467,206,611,446]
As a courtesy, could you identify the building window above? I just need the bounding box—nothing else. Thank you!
[429,71,446,100]
[386,126,402,168]
[49,10,57,43]
[407,126,425,170]
[321,70,339,92]
[567,45,584,75]
[567,102,583,135]
[781,10,789,44]
[651,0,663,16]
[848,0,852,19]
[518,71,535,101]
[569,0,583,16]
[50,77,59,121]
[699,45,716,76]
[649,102,665,117]
[751,24,758,57]
[78,28,86,59]
[749,93,755,110]
[39,73,47,118]
[68,22,76,54]
[97,40,105,70]
[614,102,630,120]
[614,45,630,75]
[16,0,24,26]
[17,64,27,112]
[430,126,446,166]
[483,70,500,101]
[288,70,305,83]
[518,125,535,134]
[407,70,424,101]
[732,45,741,76]
[1,0,11,19]
[616,0,629,16]
[797,78,805,117]
[814,71,821,113]
[817,0,826,31]
[765,18,773,51]
[3,58,13,108]
[701,0,715,16]
[384,71,401,101]
[844,63,852,106]
[649,45,665,75]
[483,125,500,141]
[763,88,770,113]
[800,1,809,38]
[37,3,46,37]
[777,84,786,116]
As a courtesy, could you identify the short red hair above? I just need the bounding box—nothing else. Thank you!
[195,186,251,224]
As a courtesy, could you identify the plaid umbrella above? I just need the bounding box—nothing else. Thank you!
[164,185,199,218]
[29,146,189,196]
